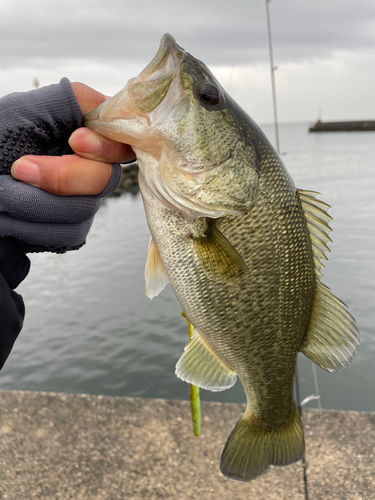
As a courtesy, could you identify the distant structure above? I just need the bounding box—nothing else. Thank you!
[309,119,375,132]
[32,78,40,89]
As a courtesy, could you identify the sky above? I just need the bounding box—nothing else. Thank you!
[1,0,375,124]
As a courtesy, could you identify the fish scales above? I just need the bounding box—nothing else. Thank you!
[140,147,315,429]
[84,33,359,482]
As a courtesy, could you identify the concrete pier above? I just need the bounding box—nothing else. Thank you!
[0,390,374,499]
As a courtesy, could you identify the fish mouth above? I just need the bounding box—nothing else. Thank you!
[140,33,184,81]
[84,33,186,130]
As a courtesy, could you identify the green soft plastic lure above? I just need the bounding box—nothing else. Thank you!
[182,312,201,437]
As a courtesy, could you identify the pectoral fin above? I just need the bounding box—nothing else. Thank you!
[299,190,359,371]
[192,222,248,283]
[145,236,169,299]
[175,328,237,391]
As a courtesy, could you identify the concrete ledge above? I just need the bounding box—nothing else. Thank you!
[0,390,374,499]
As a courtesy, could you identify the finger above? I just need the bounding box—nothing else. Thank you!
[11,155,114,196]
[70,83,136,163]
[71,82,107,115]
[69,127,135,164]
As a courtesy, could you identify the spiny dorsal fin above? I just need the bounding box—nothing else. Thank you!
[175,328,237,391]
[192,222,248,283]
[145,236,169,299]
[298,189,333,278]
[298,190,359,371]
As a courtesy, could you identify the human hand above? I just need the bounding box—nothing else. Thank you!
[0,78,134,253]
[11,82,135,196]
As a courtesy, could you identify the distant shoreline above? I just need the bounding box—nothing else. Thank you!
[309,119,375,132]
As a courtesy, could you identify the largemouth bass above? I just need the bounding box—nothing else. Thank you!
[85,34,359,482]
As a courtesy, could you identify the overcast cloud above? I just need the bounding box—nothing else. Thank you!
[1,0,375,123]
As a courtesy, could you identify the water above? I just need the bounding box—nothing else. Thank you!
[1,123,374,412]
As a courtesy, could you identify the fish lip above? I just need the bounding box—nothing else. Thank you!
[139,33,184,80]
[162,33,185,58]
[158,33,176,57]
[155,33,182,64]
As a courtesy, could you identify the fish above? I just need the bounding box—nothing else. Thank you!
[84,33,359,482]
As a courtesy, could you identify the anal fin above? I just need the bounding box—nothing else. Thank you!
[175,328,237,391]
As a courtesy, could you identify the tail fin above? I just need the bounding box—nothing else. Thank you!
[220,404,305,482]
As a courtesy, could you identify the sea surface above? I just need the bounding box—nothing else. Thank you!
[1,122,374,412]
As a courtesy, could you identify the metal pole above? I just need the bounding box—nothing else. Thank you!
[312,362,322,411]
[265,0,280,154]
[295,359,309,500]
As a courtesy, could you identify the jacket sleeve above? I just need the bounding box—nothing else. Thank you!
[0,238,30,369]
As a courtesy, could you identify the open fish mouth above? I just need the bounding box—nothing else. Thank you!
[84,34,186,130]
[139,33,185,82]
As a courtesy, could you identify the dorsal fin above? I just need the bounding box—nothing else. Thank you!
[301,281,359,372]
[298,189,333,277]
[298,190,359,371]
[145,236,169,299]
[175,328,237,391]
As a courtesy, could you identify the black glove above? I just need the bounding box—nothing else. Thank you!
[0,78,122,253]
[0,167,121,253]
[0,79,123,369]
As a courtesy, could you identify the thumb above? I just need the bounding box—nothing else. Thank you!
[11,154,114,196]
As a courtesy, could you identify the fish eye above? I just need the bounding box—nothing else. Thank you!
[197,83,220,106]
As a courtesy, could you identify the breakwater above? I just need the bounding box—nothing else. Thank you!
[309,119,375,132]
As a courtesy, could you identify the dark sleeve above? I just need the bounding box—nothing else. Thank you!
[0,238,30,369]
[0,78,82,174]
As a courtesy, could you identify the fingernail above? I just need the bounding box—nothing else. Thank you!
[11,159,40,184]
[69,128,101,154]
